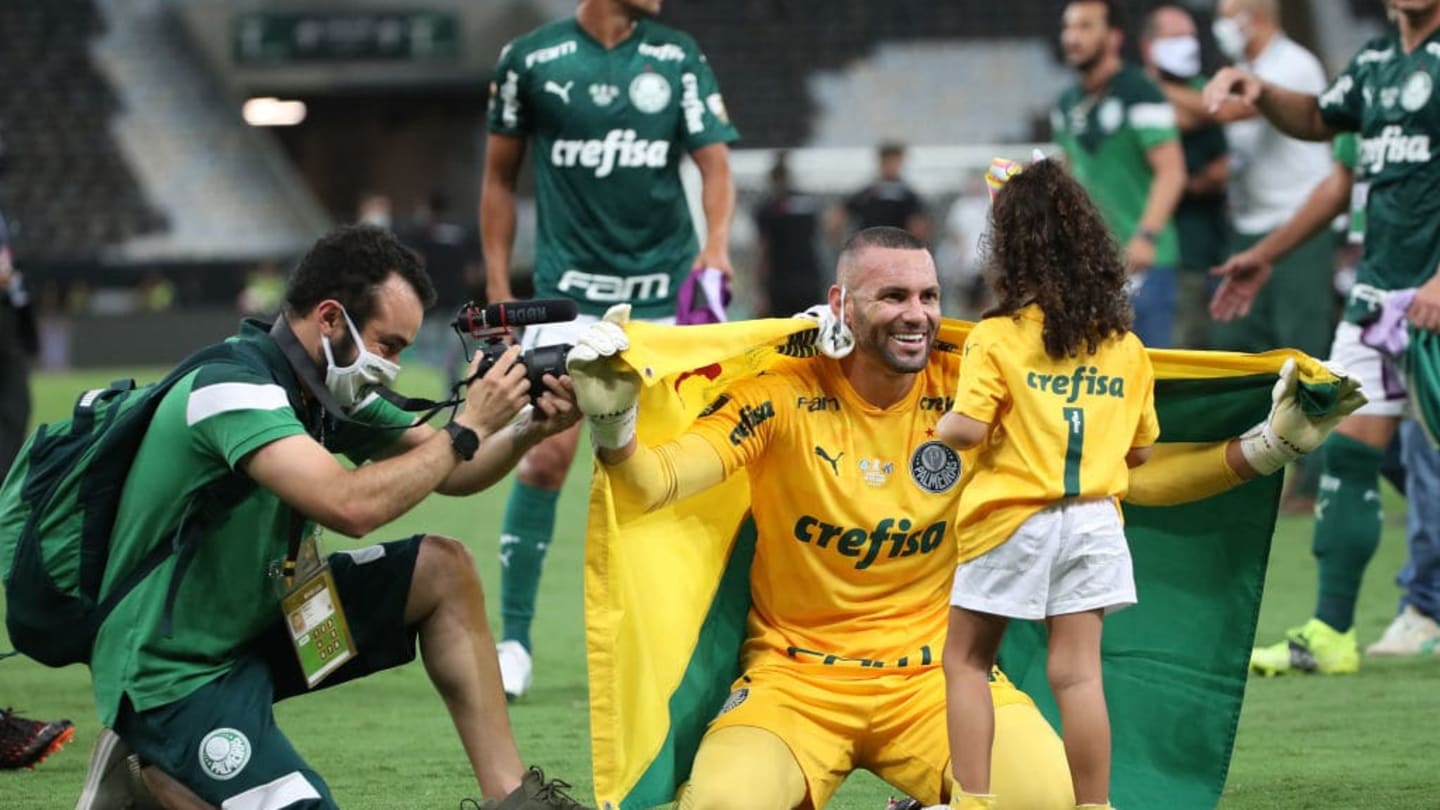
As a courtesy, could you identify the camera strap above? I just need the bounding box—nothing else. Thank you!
[268,317,463,430]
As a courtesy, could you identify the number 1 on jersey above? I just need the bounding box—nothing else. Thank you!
[1063,407,1085,497]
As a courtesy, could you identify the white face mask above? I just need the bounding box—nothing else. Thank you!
[1212,15,1250,62]
[321,307,401,410]
[1150,35,1201,78]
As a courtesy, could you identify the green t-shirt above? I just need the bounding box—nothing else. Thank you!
[1053,65,1181,267]
[487,18,740,318]
[1318,30,1440,300]
[90,320,412,725]
[1175,76,1230,272]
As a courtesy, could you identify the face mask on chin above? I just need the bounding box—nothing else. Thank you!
[321,307,401,411]
[1150,35,1201,79]
[1212,15,1250,62]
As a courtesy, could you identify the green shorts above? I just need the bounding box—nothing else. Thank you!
[114,536,423,809]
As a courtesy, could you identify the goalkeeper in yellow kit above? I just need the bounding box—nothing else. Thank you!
[564,225,1362,810]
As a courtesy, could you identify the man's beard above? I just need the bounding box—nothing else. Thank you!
[1074,47,1104,75]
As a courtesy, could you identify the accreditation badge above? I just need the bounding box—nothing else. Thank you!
[280,530,357,688]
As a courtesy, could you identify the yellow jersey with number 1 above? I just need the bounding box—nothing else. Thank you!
[951,305,1160,563]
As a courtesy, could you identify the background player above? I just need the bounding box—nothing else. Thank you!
[1204,0,1440,675]
[480,0,739,699]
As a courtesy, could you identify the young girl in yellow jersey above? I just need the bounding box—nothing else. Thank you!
[936,157,1159,810]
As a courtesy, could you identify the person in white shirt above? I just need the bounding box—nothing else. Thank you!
[1204,0,1337,358]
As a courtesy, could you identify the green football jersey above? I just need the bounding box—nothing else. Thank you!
[1052,65,1181,267]
[90,321,411,726]
[1319,30,1440,303]
[487,18,740,318]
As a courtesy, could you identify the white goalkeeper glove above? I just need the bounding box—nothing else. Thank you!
[793,303,855,359]
[1239,358,1368,475]
[566,303,641,450]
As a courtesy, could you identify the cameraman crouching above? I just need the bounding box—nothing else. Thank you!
[79,226,590,810]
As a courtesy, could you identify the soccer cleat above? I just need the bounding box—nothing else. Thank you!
[1249,618,1360,676]
[0,708,74,770]
[884,798,924,810]
[466,766,592,809]
[497,640,534,702]
[1365,604,1440,656]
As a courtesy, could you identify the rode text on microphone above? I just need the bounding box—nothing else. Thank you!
[450,298,579,407]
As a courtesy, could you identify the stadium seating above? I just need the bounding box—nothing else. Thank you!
[0,0,167,260]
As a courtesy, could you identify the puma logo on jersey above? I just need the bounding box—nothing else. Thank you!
[814,445,844,475]
[549,129,671,177]
[544,80,573,104]
[793,515,947,570]
[1359,125,1432,173]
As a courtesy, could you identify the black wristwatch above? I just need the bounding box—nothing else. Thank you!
[443,421,479,462]
[1135,227,1159,244]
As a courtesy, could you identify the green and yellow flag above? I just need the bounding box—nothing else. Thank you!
[585,318,1341,810]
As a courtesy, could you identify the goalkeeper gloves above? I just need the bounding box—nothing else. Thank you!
[1239,358,1367,475]
[566,304,641,450]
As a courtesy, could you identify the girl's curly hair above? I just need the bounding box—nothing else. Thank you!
[981,159,1133,360]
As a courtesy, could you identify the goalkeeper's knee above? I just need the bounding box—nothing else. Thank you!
[682,726,806,810]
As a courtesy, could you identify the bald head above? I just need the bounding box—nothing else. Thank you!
[836,227,929,287]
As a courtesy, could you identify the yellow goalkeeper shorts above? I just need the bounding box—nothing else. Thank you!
[701,664,1066,808]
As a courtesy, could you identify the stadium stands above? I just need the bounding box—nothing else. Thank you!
[0,0,167,261]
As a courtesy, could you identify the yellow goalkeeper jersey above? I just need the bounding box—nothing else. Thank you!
[689,350,966,673]
[951,305,1160,562]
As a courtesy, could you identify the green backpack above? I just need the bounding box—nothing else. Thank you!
[0,343,255,667]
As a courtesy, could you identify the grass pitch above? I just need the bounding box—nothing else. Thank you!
[1,367,1433,808]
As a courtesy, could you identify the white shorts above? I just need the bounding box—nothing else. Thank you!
[950,498,1136,620]
[518,313,675,351]
[1328,321,1408,418]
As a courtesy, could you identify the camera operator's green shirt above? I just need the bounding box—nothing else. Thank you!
[1052,65,1180,268]
[90,320,411,727]
[1319,29,1440,318]
[486,17,740,319]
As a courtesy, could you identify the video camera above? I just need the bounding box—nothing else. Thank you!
[450,298,579,403]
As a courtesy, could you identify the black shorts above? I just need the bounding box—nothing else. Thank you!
[115,536,423,809]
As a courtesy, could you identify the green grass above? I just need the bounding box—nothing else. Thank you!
[2,367,1433,808]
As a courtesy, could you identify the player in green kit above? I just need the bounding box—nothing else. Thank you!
[480,0,739,699]
[1052,0,1187,349]
[1205,0,1440,674]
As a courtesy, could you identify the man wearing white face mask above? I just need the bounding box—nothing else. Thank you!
[1141,5,1232,349]
[1170,0,1335,360]
[76,225,594,809]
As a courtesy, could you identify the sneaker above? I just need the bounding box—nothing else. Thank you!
[0,709,74,770]
[465,766,591,809]
[496,640,533,702]
[1250,618,1360,676]
[1366,604,1440,656]
[75,727,163,810]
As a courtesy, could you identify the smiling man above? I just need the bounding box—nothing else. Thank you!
[560,226,1362,809]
